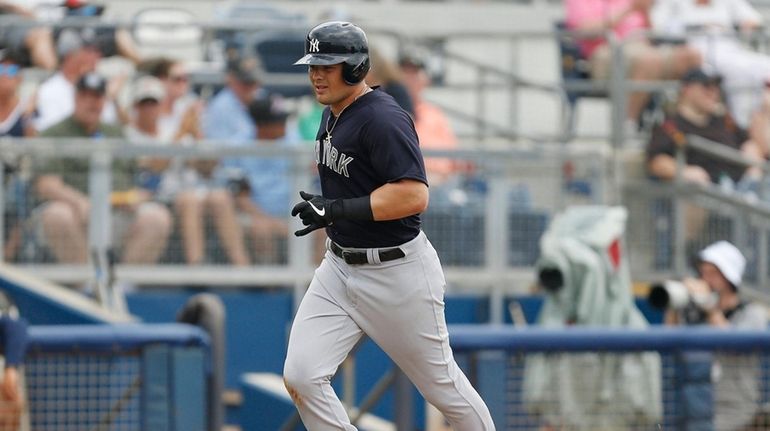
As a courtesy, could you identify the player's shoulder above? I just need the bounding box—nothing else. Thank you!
[358,89,412,126]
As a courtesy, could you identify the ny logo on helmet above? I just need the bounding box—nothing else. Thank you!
[309,39,320,53]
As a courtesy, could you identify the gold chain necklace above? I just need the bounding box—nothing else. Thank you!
[324,86,371,145]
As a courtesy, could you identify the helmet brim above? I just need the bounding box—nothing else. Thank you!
[293,53,351,66]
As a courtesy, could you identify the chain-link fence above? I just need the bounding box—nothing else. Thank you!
[24,324,210,431]
[452,326,770,431]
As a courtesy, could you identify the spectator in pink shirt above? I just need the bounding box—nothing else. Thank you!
[566,0,700,126]
[399,51,462,186]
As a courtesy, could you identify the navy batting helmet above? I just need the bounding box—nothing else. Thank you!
[293,21,370,85]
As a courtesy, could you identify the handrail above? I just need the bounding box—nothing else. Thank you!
[449,325,770,352]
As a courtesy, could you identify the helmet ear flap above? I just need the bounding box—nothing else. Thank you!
[342,56,370,85]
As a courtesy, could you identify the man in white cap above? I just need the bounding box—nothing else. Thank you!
[666,240,767,430]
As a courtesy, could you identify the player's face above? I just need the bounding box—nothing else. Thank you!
[308,64,358,111]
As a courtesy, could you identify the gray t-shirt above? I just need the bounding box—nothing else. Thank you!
[714,302,768,431]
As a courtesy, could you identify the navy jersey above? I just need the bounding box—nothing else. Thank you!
[314,88,427,248]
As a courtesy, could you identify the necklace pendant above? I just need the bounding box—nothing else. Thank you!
[324,134,332,146]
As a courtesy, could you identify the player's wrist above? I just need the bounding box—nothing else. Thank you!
[337,196,373,221]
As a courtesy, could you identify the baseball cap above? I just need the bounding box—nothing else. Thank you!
[698,240,746,287]
[131,76,166,104]
[227,56,262,84]
[248,95,289,125]
[681,68,722,86]
[398,47,427,70]
[57,28,100,58]
[76,72,107,95]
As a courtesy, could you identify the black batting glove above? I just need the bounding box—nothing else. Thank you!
[291,191,341,237]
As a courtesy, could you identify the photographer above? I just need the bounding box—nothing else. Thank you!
[663,240,768,431]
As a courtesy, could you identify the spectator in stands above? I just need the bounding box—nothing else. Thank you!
[0,49,35,262]
[6,0,142,66]
[399,50,462,187]
[34,29,121,132]
[366,48,414,117]
[646,69,763,240]
[646,68,763,187]
[124,75,176,197]
[222,96,296,264]
[748,79,770,160]
[142,58,202,142]
[204,56,265,142]
[565,0,701,128]
[652,0,770,128]
[0,50,32,138]
[34,73,172,265]
[60,0,142,65]
[0,1,57,70]
[664,241,767,430]
[127,71,248,266]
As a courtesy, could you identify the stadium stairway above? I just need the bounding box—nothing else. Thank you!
[0,263,134,324]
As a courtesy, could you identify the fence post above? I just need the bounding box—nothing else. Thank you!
[88,145,113,308]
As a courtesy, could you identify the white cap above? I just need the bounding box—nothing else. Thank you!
[132,76,166,104]
[699,241,746,287]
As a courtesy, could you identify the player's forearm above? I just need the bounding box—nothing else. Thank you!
[370,180,429,221]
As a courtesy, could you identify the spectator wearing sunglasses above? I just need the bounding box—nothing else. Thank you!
[0,49,32,139]
[137,57,250,266]
[0,49,35,262]
[139,57,202,142]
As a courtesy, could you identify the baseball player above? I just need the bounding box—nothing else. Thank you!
[283,21,495,430]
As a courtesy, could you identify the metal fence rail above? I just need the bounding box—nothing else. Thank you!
[0,138,610,316]
[451,325,770,431]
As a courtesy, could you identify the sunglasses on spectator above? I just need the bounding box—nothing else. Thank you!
[0,64,19,78]
[169,74,188,83]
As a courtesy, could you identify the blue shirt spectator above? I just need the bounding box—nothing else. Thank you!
[203,87,255,142]
[203,56,265,142]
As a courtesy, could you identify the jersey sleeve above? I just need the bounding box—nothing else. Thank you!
[363,109,428,185]
[646,122,676,162]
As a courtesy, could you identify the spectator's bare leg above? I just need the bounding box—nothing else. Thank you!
[669,46,702,79]
[115,28,142,65]
[627,46,664,121]
[249,217,287,263]
[176,191,206,265]
[40,201,87,264]
[206,189,249,266]
[25,27,56,70]
[685,203,708,242]
[122,203,173,264]
[249,220,276,262]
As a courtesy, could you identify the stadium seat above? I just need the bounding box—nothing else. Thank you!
[555,21,607,138]
[243,29,312,98]
[132,7,204,62]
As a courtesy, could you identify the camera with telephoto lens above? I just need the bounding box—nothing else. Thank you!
[647,280,718,324]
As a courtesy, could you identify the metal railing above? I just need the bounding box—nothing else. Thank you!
[0,138,609,317]
[450,325,770,431]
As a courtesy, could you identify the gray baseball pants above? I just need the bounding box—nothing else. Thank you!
[283,231,495,430]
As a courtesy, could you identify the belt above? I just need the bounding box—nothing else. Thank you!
[329,241,405,265]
